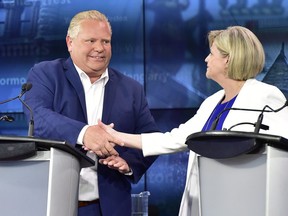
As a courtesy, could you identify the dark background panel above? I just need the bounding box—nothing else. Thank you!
[1,0,288,215]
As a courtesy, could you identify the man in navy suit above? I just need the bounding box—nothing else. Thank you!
[23,10,158,216]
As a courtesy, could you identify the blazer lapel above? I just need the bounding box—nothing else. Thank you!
[63,58,88,121]
[102,68,117,124]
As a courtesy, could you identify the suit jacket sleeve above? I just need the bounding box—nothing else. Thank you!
[24,58,87,145]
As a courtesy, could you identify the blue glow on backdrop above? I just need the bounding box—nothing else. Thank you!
[1,1,288,215]
[0,0,288,112]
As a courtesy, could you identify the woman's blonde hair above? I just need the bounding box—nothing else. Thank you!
[208,26,265,80]
[67,10,112,39]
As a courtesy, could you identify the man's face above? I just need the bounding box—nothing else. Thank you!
[66,19,112,80]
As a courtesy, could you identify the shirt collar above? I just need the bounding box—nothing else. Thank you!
[74,64,109,86]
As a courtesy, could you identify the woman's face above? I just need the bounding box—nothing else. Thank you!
[205,43,229,83]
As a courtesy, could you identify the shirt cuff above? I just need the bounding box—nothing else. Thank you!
[77,125,89,144]
[124,168,133,176]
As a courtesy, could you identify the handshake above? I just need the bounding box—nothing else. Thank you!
[81,120,125,157]
[81,120,141,174]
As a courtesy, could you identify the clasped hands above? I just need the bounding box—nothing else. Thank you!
[82,120,123,157]
[82,120,129,174]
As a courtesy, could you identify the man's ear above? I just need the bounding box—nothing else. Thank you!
[66,36,72,52]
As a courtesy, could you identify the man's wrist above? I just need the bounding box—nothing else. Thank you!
[77,125,89,144]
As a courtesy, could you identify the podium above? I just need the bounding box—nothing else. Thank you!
[186,131,288,216]
[0,135,94,216]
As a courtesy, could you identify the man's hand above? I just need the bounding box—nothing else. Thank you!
[99,155,131,174]
[83,125,119,157]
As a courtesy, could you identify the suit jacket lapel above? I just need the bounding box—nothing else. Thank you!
[102,68,117,124]
[63,58,88,121]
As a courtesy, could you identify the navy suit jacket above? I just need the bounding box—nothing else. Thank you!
[24,57,159,216]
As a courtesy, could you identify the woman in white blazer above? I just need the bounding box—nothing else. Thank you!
[97,26,288,215]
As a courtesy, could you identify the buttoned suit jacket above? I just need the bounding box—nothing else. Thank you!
[24,57,159,216]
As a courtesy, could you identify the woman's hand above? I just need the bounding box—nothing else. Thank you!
[98,119,125,146]
[98,119,142,149]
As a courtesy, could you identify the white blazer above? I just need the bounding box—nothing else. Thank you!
[141,79,288,216]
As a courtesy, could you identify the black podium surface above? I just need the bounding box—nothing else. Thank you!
[185,131,288,159]
[0,135,94,167]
